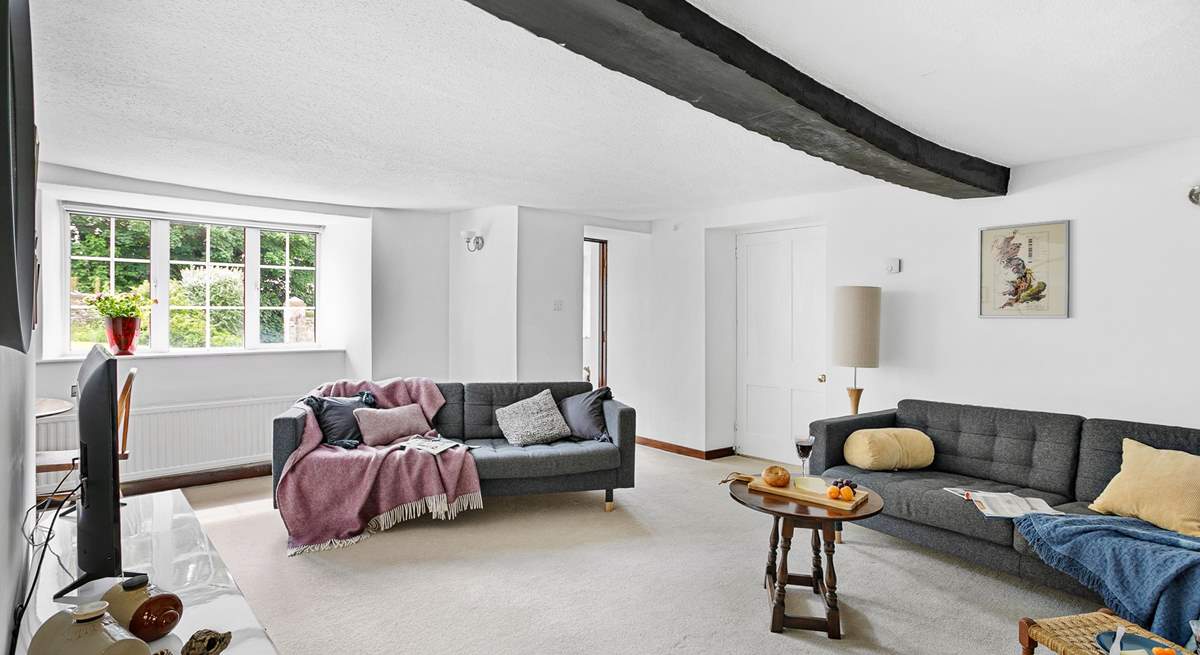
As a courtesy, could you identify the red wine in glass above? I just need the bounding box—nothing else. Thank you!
[794,435,815,477]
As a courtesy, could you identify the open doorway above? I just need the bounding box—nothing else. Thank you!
[582,238,607,386]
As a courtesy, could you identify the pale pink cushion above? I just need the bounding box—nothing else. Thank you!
[353,404,432,446]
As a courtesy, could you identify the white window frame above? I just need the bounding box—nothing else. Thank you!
[60,203,323,355]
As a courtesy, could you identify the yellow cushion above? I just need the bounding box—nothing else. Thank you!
[843,428,935,471]
[1089,438,1200,537]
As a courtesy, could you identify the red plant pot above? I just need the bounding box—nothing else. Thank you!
[105,316,140,356]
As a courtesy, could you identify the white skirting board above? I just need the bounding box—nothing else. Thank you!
[35,394,297,493]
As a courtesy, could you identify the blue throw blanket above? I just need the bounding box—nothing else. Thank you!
[1015,513,1200,646]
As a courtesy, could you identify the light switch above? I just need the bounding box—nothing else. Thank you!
[885,258,902,274]
[553,299,564,311]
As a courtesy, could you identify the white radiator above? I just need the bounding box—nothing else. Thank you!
[35,395,296,493]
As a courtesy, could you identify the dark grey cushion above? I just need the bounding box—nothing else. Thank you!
[559,386,612,442]
[823,465,1068,546]
[1075,418,1200,502]
[464,438,620,479]
[896,399,1083,497]
[304,392,376,446]
[464,382,592,439]
[430,383,464,439]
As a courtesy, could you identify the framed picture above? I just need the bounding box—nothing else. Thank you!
[979,220,1069,318]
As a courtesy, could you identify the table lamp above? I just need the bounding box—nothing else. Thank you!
[832,286,881,415]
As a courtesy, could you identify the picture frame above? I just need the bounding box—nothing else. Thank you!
[979,220,1069,318]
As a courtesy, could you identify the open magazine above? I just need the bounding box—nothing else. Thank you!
[944,487,1064,519]
[404,435,474,456]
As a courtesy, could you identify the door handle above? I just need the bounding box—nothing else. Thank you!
[817,374,827,383]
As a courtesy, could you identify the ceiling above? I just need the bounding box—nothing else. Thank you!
[689,0,1200,166]
[31,1,1200,215]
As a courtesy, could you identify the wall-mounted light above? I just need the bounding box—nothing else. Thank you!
[1189,186,1200,206]
[461,230,485,253]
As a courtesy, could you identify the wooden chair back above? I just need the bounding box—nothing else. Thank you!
[117,367,137,456]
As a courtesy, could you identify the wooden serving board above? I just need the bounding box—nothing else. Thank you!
[748,475,869,511]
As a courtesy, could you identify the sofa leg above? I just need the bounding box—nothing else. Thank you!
[604,489,614,512]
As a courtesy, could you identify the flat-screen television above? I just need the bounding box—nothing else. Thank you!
[55,346,126,599]
[0,0,38,354]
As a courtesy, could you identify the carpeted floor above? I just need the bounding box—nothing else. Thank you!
[183,446,1093,654]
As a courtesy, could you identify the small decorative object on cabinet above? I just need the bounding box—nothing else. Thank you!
[86,292,152,355]
[102,575,184,642]
[831,286,881,415]
[182,629,232,655]
[979,220,1069,318]
[28,601,151,655]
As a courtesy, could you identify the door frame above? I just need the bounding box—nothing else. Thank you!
[733,223,827,460]
[584,237,608,387]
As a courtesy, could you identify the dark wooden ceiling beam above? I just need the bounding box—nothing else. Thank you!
[464,0,1009,199]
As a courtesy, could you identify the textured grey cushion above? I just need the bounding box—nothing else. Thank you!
[823,465,1068,546]
[896,400,1083,497]
[495,389,572,446]
[1075,418,1200,502]
[465,382,592,439]
[465,438,620,479]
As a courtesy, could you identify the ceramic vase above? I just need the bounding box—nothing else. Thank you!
[28,601,151,655]
[102,575,184,642]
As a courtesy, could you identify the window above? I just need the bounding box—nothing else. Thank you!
[64,207,319,354]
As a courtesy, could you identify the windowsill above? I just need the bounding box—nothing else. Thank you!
[38,346,345,364]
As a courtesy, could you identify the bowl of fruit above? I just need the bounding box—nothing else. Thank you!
[826,479,859,502]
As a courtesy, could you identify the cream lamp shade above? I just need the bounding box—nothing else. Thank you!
[832,286,881,368]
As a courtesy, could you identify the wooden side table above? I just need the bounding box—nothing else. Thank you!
[728,479,884,638]
[1019,608,1189,655]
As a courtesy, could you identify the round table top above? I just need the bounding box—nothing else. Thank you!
[35,397,74,419]
[728,479,884,523]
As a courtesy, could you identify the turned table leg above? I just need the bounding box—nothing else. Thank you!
[765,516,779,589]
[771,518,794,633]
[822,524,841,639]
[810,528,823,594]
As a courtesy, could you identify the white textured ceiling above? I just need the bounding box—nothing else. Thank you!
[31,2,1200,214]
[689,0,1200,166]
[29,0,871,216]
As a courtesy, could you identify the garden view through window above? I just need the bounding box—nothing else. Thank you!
[67,210,318,353]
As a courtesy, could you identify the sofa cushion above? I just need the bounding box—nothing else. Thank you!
[430,383,465,439]
[844,427,934,470]
[1013,501,1097,555]
[464,382,593,439]
[896,399,1083,497]
[1076,418,1200,503]
[464,438,620,479]
[823,465,1068,546]
[559,386,613,442]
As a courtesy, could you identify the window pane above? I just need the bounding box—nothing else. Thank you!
[70,214,110,257]
[114,262,150,295]
[170,264,208,306]
[289,309,316,343]
[261,231,286,265]
[260,268,286,306]
[114,218,151,259]
[209,265,244,306]
[210,309,244,347]
[70,259,109,299]
[289,233,315,267]
[289,269,315,306]
[209,225,245,263]
[170,223,206,261]
[169,309,206,348]
[70,304,106,352]
[260,309,284,343]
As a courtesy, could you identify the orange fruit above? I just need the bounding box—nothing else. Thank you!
[1151,648,1174,655]
[839,486,855,501]
[825,486,840,499]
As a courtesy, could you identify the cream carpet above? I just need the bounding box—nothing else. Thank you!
[184,447,1093,654]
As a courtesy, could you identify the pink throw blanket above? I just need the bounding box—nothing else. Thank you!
[276,378,482,555]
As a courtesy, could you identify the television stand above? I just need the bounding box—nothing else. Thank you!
[53,568,144,600]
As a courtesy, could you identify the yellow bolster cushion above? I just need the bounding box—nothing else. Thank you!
[1089,438,1200,537]
[843,428,935,471]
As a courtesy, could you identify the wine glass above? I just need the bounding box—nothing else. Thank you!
[794,434,816,478]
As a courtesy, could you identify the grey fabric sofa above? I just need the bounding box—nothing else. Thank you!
[272,381,635,510]
[810,399,1200,598]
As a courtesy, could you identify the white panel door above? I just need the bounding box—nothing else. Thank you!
[735,226,827,463]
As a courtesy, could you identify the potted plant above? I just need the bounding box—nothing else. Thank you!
[86,292,152,356]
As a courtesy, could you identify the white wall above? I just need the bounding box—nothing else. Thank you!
[448,206,520,381]
[371,208,450,380]
[631,136,1200,451]
[0,345,33,644]
[516,208,585,381]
